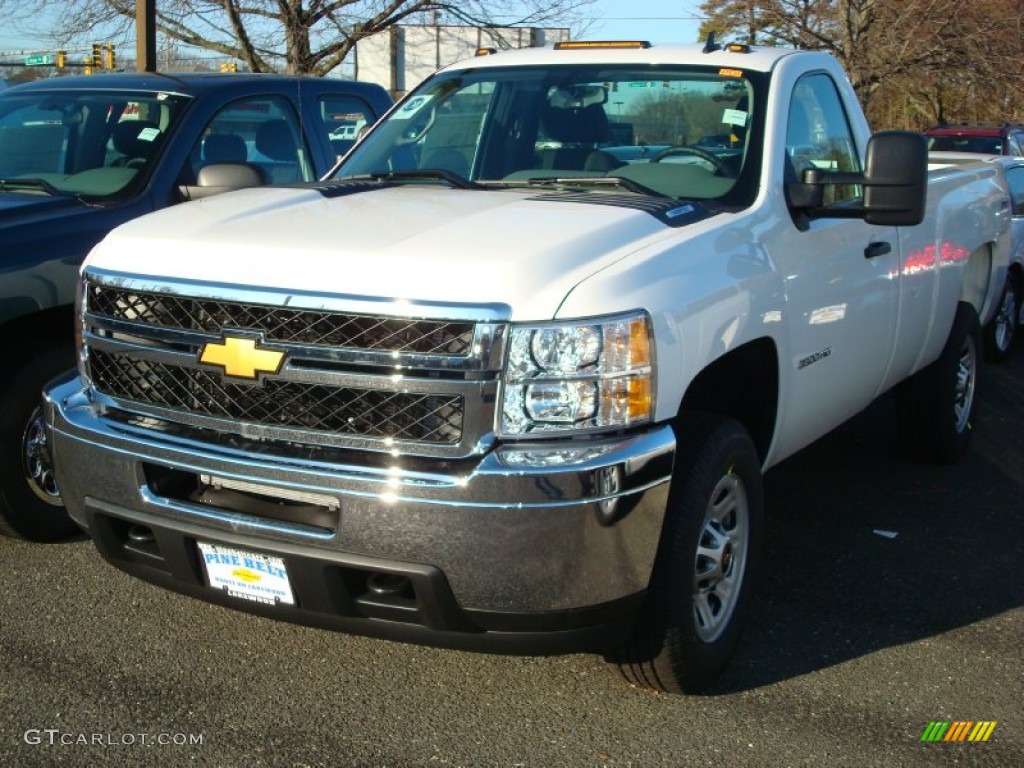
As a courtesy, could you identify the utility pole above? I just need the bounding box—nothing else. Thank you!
[136,0,156,71]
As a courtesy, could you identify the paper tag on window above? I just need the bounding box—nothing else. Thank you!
[722,109,748,127]
[137,127,161,141]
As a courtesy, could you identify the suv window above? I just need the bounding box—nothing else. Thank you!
[321,95,381,157]
[1007,133,1024,156]
[1005,165,1024,215]
[186,95,313,185]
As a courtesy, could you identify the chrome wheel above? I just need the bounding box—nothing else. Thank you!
[618,415,763,694]
[21,404,62,507]
[693,471,749,643]
[991,282,1018,354]
[953,332,977,435]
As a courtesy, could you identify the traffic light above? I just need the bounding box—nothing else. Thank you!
[56,50,66,69]
[91,43,102,69]
[104,43,115,70]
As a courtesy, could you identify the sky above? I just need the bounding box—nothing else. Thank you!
[0,1,705,53]
[586,0,704,45]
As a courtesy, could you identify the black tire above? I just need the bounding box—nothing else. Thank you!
[0,346,80,542]
[617,414,764,694]
[897,302,981,464]
[983,273,1020,363]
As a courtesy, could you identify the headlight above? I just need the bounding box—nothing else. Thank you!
[500,311,654,436]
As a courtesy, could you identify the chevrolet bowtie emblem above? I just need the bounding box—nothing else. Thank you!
[199,336,285,380]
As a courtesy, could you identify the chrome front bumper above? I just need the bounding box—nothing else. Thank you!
[45,374,674,646]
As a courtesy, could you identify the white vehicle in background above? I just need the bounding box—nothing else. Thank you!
[988,156,1024,359]
[930,151,1023,360]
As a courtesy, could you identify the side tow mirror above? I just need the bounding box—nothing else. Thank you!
[789,131,928,227]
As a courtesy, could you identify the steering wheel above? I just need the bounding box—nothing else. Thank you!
[651,146,735,177]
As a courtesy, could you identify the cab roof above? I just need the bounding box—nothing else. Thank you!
[442,40,807,75]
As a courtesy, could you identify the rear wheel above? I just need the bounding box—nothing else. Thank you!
[898,302,981,463]
[0,346,80,541]
[983,273,1020,363]
[617,414,764,694]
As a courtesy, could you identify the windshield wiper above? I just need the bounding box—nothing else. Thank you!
[0,177,67,196]
[479,176,669,198]
[346,170,483,190]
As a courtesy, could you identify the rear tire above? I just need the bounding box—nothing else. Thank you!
[0,346,80,542]
[617,414,764,694]
[898,302,981,463]
[983,273,1020,363]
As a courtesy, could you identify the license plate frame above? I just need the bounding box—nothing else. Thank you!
[197,541,295,606]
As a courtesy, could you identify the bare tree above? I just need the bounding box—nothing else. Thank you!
[697,0,1024,128]
[2,0,596,76]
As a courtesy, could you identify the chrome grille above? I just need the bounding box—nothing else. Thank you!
[81,272,508,457]
[87,284,475,355]
[89,349,464,444]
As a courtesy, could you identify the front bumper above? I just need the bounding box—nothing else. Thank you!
[45,374,674,652]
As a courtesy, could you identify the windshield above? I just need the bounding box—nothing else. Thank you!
[335,63,764,205]
[0,88,191,199]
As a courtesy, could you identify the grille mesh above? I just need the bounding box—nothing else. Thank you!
[87,284,475,355]
[89,349,464,444]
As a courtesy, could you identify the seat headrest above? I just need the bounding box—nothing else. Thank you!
[540,103,609,144]
[111,120,162,158]
[202,133,248,164]
[255,120,297,162]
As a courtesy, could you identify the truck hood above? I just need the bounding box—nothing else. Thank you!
[90,183,690,320]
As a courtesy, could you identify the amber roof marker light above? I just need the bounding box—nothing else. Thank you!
[554,41,651,50]
[703,32,753,54]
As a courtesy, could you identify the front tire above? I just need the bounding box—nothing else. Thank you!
[898,302,981,463]
[0,346,80,542]
[618,415,764,694]
[983,273,1020,363]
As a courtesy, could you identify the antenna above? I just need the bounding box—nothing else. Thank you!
[703,32,721,54]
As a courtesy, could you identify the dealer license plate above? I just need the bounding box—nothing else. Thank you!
[197,542,295,606]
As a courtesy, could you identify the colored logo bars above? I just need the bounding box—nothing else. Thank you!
[920,721,997,742]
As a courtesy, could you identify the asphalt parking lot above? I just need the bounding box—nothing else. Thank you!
[1,352,1022,767]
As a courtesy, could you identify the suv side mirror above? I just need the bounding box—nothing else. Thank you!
[178,162,267,201]
[789,131,927,227]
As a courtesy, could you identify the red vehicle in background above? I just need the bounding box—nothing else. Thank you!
[924,123,1024,156]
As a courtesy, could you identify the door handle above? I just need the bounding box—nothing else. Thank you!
[864,241,892,259]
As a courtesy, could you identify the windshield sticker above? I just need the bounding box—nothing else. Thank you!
[719,68,743,78]
[392,95,433,121]
[137,127,161,142]
[722,108,748,127]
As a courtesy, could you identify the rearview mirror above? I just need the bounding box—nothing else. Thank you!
[547,85,608,109]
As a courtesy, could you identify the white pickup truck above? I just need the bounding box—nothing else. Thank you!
[45,39,1010,693]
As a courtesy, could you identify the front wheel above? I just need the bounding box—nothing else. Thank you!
[983,273,1020,363]
[617,415,764,694]
[0,346,80,541]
